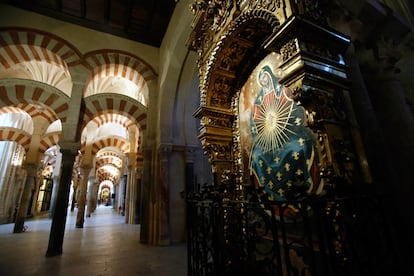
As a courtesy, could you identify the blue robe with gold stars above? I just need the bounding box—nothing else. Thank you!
[250,67,319,202]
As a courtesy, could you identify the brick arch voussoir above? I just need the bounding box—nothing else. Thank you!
[90,136,130,157]
[0,127,31,153]
[83,50,158,83]
[39,131,61,154]
[82,94,146,130]
[0,79,70,123]
[0,27,83,68]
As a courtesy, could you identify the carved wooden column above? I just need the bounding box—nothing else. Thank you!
[265,12,372,190]
[194,107,234,189]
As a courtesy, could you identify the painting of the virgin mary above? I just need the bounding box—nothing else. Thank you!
[240,60,320,202]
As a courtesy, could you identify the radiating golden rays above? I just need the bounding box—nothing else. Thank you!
[254,95,295,153]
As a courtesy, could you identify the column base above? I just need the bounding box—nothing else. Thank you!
[13,218,25,233]
[45,248,62,257]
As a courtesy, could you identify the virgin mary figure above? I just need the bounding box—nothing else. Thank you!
[249,65,320,202]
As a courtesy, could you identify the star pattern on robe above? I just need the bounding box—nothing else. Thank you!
[253,138,316,201]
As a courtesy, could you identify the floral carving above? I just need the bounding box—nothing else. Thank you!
[281,38,299,61]
[246,0,280,12]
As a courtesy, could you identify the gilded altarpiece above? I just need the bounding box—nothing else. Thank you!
[187,1,394,275]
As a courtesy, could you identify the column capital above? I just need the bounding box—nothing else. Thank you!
[22,163,39,176]
[79,166,92,176]
[58,141,80,156]
[159,143,173,161]
[185,146,198,163]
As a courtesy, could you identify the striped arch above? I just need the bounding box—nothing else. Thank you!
[95,155,123,170]
[83,93,147,130]
[97,167,119,184]
[0,79,70,123]
[90,113,136,129]
[0,27,82,69]
[0,127,31,152]
[83,51,156,106]
[136,152,144,167]
[83,50,157,85]
[91,136,130,156]
[39,131,61,153]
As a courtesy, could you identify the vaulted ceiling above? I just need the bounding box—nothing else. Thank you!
[2,0,178,47]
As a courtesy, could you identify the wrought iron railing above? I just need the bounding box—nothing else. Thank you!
[187,186,399,276]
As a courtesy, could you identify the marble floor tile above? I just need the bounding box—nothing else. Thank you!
[0,206,187,276]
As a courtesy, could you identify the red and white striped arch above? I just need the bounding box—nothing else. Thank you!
[97,170,119,184]
[136,152,144,167]
[83,50,157,90]
[89,113,136,129]
[83,93,147,131]
[0,79,70,123]
[95,155,123,170]
[39,131,61,154]
[0,127,31,152]
[0,27,82,69]
[91,136,130,156]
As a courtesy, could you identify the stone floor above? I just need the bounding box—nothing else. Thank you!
[0,206,187,276]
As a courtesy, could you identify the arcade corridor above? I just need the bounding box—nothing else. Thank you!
[0,206,187,275]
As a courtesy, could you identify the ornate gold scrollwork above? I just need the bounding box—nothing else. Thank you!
[281,38,299,61]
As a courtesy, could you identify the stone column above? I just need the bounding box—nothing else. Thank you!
[124,168,131,222]
[121,174,127,215]
[48,151,62,218]
[185,147,196,194]
[13,164,37,233]
[70,173,79,212]
[158,144,171,245]
[139,148,152,243]
[126,161,137,224]
[134,169,142,223]
[75,166,91,228]
[90,181,98,214]
[46,145,78,256]
[86,176,94,217]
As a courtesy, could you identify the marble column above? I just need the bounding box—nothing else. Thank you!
[89,181,98,214]
[70,183,77,212]
[185,147,196,194]
[45,145,78,256]
[139,148,152,243]
[134,169,142,224]
[48,151,62,218]
[124,168,131,223]
[158,145,171,245]
[86,178,93,217]
[76,166,91,228]
[13,163,37,233]
[126,163,137,224]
